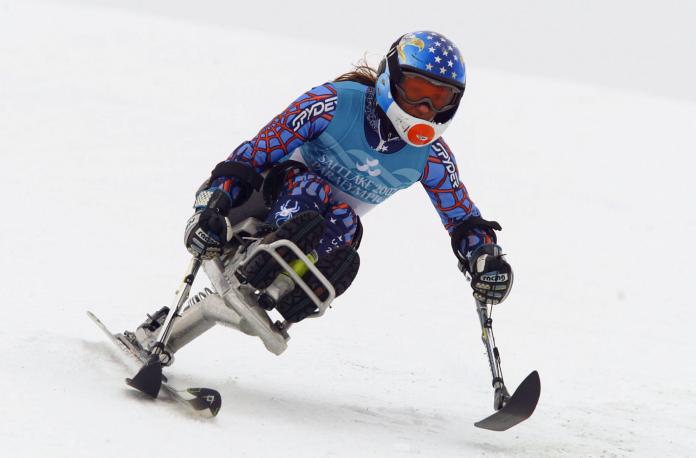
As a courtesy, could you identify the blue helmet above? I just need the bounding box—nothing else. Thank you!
[376,31,466,146]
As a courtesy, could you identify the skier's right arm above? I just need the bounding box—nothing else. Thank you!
[208,83,339,205]
[184,83,338,258]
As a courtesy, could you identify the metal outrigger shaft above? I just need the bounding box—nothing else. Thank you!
[473,298,541,431]
[126,256,203,398]
[475,299,511,410]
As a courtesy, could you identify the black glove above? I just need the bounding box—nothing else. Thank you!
[184,189,233,259]
[467,244,513,305]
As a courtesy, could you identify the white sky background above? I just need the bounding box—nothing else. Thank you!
[54,0,696,102]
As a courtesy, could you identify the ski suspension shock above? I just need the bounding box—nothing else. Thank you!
[185,287,214,310]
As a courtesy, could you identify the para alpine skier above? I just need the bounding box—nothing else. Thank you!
[182,31,513,323]
[93,32,536,423]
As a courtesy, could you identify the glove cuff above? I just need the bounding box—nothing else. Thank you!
[450,216,501,264]
[194,188,233,212]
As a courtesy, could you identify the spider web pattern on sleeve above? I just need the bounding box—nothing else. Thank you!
[421,139,481,232]
[228,83,338,172]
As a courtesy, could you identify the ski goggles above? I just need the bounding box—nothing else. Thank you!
[394,72,462,113]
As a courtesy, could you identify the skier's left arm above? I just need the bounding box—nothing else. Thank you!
[421,139,513,305]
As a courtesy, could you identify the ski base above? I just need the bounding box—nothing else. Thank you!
[87,311,222,418]
[474,371,540,431]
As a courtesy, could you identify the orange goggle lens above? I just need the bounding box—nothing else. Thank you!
[396,72,460,112]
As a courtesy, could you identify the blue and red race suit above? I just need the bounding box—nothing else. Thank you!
[209,81,494,257]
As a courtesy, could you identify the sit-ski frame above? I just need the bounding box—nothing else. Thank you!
[163,217,336,357]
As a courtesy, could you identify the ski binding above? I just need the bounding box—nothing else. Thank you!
[87,311,221,417]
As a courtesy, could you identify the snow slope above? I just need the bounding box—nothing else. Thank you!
[1,1,695,457]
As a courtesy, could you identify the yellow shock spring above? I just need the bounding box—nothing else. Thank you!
[286,252,318,278]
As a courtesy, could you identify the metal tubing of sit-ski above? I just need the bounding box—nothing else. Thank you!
[160,237,339,357]
[476,299,505,389]
[153,257,202,355]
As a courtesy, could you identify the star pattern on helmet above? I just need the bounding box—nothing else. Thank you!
[400,31,465,81]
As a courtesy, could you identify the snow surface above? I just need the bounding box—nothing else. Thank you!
[1,1,695,457]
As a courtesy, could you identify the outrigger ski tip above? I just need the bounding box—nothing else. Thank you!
[474,370,541,431]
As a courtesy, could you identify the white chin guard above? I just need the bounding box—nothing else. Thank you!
[385,102,452,147]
